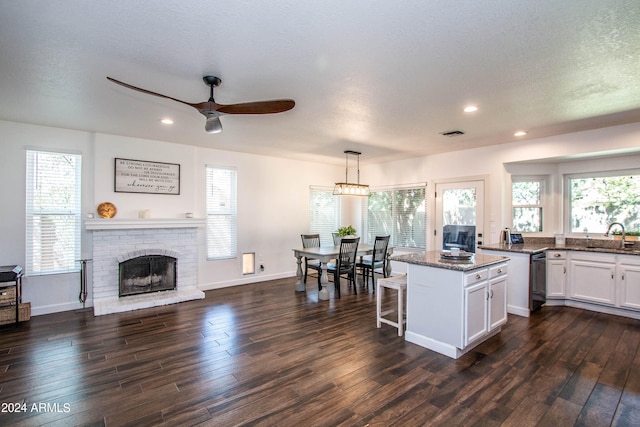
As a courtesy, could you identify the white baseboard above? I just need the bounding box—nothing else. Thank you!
[31,301,93,317]
[198,271,296,291]
[507,304,531,317]
[548,299,640,320]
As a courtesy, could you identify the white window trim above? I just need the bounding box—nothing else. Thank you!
[363,183,427,249]
[309,186,341,246]
[511,175,547,234]
[205,165,237,260]
[25,149,82,275]
[563,168,640,236]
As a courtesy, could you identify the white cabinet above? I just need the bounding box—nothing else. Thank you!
[478,249,530,316]
[546,251,567,298]
[405,260,508,358]
[489,268,508,330]
[618,256,640,310]
[569,253,616,306]
[547,251,640,318]
[464,281,488,345]
[463,264,507,346]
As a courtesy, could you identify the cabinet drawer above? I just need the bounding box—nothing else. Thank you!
[547,251,566,260]
[0,287,16,304]
[619,254,640,267]
[464,269,487,286]
[489,264,508,278]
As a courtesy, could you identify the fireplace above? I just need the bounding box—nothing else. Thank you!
[119,254,177,297]
[86,218,206,316]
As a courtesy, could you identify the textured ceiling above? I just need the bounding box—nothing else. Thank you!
[1,0,639,165]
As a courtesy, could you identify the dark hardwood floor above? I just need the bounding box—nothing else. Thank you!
[1,276,639,426]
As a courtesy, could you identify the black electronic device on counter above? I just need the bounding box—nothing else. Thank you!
[510,233,525,244]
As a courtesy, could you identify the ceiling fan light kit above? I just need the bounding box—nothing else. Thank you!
[106,75,295,134]
[333,150,370,196]
[205,116,222,134]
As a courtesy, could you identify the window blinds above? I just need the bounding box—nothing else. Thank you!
[206,166,237,259]
[308,187,340,246]
[25,150,82,275]
[366,186,426,249]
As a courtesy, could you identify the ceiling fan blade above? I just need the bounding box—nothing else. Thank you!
[107,77,198,109]
[108,75,295,134]
[215,100,295,115]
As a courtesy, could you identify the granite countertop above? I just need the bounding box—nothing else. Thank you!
[390,250,509,272]
[479,243,550,254]
[480,238,640,256]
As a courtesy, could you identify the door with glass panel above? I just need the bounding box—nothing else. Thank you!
[435,181,484,253]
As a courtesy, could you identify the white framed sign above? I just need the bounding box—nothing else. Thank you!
[114,158,180,195]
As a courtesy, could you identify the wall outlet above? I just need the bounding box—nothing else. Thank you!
[260,264,265,272]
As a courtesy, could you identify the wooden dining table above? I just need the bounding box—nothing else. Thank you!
[292,244,393,300]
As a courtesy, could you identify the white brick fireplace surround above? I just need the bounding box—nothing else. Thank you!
[86,218,205,315]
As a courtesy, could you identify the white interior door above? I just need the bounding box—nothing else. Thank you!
[435,181,484,252]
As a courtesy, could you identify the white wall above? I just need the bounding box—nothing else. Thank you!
[3,118,640,315]
[0,120,342,315]
[93,134,199,219]
[192,146,342,289]
[0,120,95,315]
[362,122,640,248]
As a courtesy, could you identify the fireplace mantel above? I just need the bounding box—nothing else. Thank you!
[85,218,206,231]
[88,219,204,315]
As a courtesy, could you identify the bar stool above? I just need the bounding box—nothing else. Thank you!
[376,273,407,336]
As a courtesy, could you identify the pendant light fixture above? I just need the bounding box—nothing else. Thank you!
[333,150,370,196]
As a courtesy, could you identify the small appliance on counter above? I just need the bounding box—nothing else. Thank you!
[500,228,511,244]
[510,233,524,244]
[500,228,524,245]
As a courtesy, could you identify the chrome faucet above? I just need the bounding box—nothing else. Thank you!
[604,222,626,249]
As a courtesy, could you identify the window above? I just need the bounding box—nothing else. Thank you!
[365,186,426,249]
[512,177,544,232]
[206,166,237,259]
[309,187,340,246]
[568,171,640,233]
[25,150,82,275]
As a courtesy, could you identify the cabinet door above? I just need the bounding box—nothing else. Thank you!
[570,260,615,305]
[619,264,640,310]
[547,260,566,297]
[464,281,488,346]
[489,276,507,330]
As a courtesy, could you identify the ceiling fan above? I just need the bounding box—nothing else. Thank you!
[106,75,295,133]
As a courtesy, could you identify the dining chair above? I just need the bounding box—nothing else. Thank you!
[332,232,341,246]
[301,234,322,287]
[358,235,390,292]
[327,237,359,298]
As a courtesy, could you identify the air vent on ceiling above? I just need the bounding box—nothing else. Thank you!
[439,130,465,137]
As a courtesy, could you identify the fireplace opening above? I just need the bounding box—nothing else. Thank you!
[119,255,176,297]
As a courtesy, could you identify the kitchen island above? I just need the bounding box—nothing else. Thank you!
[391,251,509,358]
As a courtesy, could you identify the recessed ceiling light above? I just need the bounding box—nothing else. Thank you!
[514,130,527,137]
[463,105,478,113]
[161,118,174,125]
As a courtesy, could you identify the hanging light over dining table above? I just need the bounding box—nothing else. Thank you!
[333,150,370,196]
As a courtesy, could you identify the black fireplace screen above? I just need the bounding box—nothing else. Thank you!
[119,255,176,297]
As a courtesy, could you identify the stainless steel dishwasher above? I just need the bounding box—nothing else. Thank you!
[530,252,546,311]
